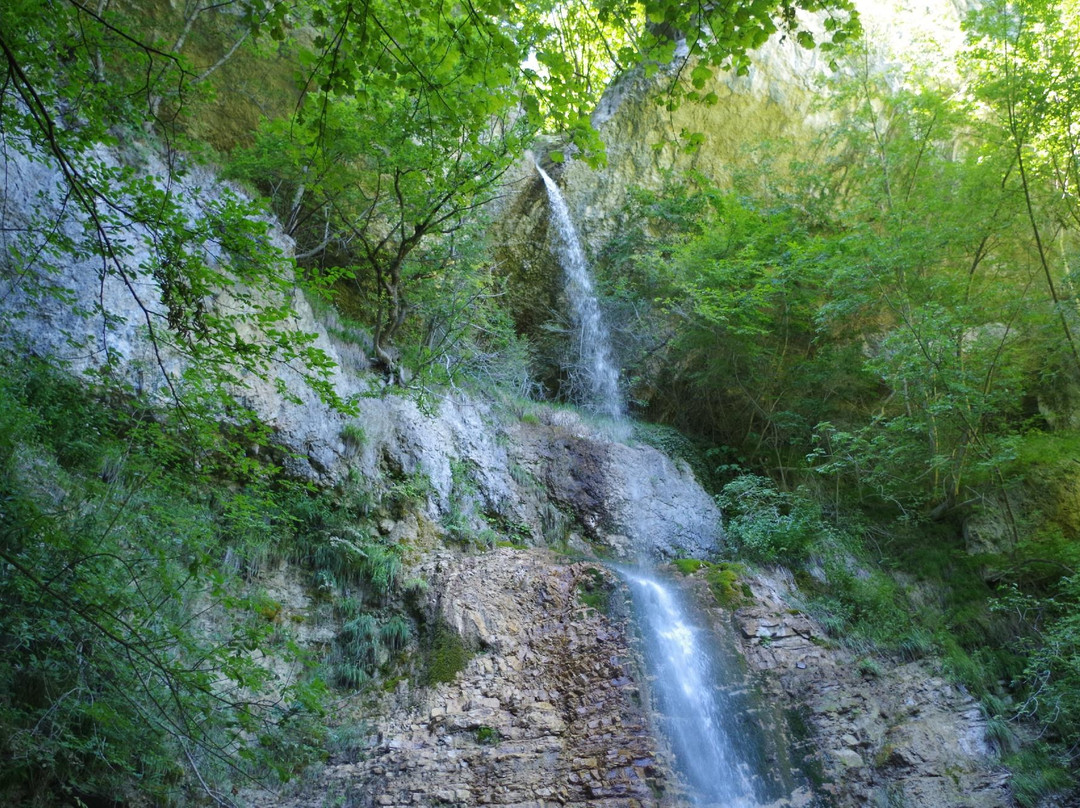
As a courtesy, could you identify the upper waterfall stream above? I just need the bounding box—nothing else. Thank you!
[536,163,624,420]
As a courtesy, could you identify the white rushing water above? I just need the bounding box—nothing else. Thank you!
[623,569,763,807]
[536,164,624,420]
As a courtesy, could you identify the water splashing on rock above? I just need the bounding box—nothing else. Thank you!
[536,163,624,420]
[623,568,772,807]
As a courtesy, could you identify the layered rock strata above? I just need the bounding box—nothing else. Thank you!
[725,573,1013,807]
[261,549,676,808]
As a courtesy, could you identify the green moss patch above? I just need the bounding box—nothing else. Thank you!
[577,566,611,613]
[421,623,471,686]
[672,558,708,575]
[671,559,751,608]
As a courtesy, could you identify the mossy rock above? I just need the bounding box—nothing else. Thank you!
[577,566,611,613]
[672,558,708,575]
[671,558,751,608]
[705,563,751,608]
[421,623,471,686]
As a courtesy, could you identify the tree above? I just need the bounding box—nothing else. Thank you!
[0,359,329,806]
[964,0,1080,375]
[230,82,529,381]
[298,0,860,161]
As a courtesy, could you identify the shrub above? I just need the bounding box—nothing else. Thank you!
[0,357,327,805]
[718,475,820,564]
[1005,745,1074,808]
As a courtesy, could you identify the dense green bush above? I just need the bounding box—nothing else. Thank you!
[718,475,823,564]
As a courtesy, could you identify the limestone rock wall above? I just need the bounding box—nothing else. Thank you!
[0,144,722,562]
[261,550,677,808]
[256,550,1013,808]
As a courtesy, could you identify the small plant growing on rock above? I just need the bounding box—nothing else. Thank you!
[1004,744,1074,807]
[421,622,471,686]
[475,725,499,745]
[386,470,434,516]
[856,656,883,678]
[403,576,429,605]
[577,566,610,613]
[705,563,751,608]
[380,615,411,652]
[873,744,896,769]
[340,422,367,454]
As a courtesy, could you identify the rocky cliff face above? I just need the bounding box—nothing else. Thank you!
[251,549,1011,808]
[728,571,1012,807]
[0,143,721,562]
[263,551,673,808]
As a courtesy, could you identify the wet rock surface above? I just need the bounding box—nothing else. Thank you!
[254,555,1016,808]
[727,573,1014,808]
[507,418,723,560]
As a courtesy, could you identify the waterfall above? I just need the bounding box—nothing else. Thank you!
[537,162,783,804]
[623,569,770,807]
[536,164,624,420]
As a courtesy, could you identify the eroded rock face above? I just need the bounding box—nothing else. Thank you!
[727,572,1013,808]
[506,415,723,559]
[260,549,675,808]
[258,553,1014,808]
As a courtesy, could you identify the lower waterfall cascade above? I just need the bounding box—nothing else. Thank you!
[622,568,784,807]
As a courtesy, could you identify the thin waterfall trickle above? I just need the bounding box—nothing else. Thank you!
[622,568,769,807]
[536,164,624,420]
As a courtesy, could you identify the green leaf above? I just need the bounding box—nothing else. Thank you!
[691,64,713,89]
